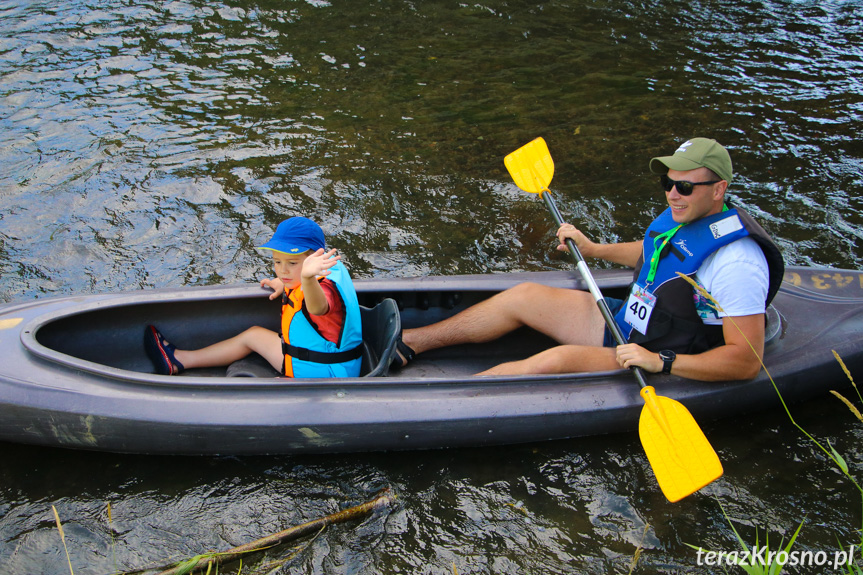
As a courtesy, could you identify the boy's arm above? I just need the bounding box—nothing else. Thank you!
[301,276,329,315]
[301,248,340,315]
[260,278,285,300]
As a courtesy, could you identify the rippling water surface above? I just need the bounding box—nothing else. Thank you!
[1,1,862,573]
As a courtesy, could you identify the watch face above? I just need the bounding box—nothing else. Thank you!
[660,350,675,374]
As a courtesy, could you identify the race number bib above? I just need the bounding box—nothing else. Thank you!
[624,283,656,335]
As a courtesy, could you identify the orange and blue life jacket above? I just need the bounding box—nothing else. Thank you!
[281,260,362,378]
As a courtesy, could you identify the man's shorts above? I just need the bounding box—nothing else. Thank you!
[602,297,625,347]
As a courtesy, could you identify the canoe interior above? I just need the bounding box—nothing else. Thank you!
[33,283,632,379]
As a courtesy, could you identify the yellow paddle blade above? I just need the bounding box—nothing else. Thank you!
[504,137,554,194]
[639,386,723,502]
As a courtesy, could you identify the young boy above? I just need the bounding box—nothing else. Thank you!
[145,217,363,378]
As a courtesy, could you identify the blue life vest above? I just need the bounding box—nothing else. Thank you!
[281,260,362,378]
[613,205,783,353]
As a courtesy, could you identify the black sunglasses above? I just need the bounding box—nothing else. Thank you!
[660,174,722,196]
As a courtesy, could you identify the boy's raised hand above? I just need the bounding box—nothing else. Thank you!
[302,248,340,279]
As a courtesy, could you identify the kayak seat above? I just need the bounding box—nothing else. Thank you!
[225,298,401,378]
[359,297,401,377]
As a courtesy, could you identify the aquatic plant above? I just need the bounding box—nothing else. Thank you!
[53,505,75,575]
[685,504,805,574]
[628,523,651,574]
[677,273,862,572]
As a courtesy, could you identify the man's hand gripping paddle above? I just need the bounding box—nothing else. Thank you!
[504,137,723,502]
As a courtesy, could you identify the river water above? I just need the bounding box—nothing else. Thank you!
[1,0,862,573]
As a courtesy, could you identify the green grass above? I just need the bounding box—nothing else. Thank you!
[676,272,862,573]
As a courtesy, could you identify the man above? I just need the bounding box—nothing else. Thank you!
[395,138,784,381]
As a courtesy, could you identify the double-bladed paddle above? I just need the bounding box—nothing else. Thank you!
[504,137,723,502]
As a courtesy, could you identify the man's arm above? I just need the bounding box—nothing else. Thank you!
[557,223,642,268]
[669,314,765,381]
[582,240,643,268]
[615,313,766,381]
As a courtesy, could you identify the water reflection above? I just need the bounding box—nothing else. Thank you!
[3,0,861,303]
[1,397,860,574]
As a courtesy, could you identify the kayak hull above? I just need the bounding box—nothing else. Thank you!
[0,267,860,455]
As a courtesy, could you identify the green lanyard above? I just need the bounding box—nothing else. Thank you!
[644,204,729,285]
[645,225,683,284]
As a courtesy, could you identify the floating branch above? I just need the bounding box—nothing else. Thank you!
[149,488,395,575]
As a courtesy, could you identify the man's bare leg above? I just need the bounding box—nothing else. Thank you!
[478,344,619,376]
[401,282,607,357]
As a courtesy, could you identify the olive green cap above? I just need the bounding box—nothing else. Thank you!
[649,138,733,183]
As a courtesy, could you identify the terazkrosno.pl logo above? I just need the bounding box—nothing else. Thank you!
[696,545,856,570]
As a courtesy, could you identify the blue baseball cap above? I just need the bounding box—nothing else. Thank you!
[257,217,325,254]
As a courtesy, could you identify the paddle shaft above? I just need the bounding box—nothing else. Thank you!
[540,190,649,388]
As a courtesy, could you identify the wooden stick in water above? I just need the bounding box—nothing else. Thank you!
[151,488,395,575]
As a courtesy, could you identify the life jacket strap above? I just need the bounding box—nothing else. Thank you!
[282,341,363,364]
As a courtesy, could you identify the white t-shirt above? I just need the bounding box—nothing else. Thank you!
[692,236,770,325]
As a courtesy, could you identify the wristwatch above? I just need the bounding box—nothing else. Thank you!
[659,350,676,374]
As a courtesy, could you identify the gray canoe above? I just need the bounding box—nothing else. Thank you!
[0,266,860,455]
